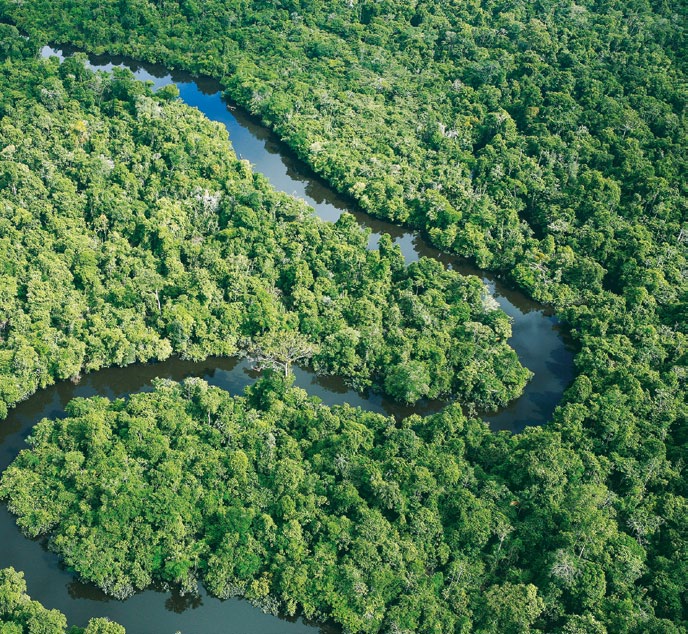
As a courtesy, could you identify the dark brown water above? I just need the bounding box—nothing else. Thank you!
[0,46,575,632]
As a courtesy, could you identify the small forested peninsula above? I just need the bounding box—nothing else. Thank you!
[0,567,124,633]
[0,376,638,633]
[0,26,528,417]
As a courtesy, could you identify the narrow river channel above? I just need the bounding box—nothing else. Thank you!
[0,46,575,633]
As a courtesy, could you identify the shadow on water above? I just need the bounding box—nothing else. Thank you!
[0,45,576,632]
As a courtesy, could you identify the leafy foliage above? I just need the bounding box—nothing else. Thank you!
[3,0,685,306]
[0,1,686,631]
[0,377,651,633]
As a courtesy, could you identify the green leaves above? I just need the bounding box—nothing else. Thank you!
[384,360,431,403]
[0,567,70,633]
[0,379,493,631]
[3,373,663,632]
[0,5,685,631]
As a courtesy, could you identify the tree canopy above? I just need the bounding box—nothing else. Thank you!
[0,376,659,633]
[0,567,125,633]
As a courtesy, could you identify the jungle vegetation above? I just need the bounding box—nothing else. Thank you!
[0,375,659,633]
[0,0,686,631]
[2,0,685,305]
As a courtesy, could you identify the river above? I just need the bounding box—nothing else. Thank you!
[0,45,575,632]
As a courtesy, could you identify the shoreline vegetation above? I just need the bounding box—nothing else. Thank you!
[0,0,686,629]
[0,375,549,631]
[0,567,124,634]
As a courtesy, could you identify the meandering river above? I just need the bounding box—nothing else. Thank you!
[0,46,575,632]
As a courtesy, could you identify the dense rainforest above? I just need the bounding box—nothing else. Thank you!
[0,373,647,633]
[3,0,685,304]
[0,0,685,631]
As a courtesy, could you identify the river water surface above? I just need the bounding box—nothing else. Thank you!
[0,46,575,632]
